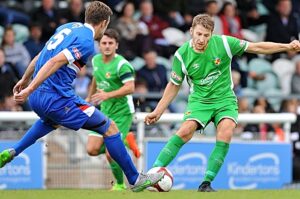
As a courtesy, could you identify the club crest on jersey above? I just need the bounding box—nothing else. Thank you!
[185,111,191,116]
[72,47,81,60]
[105,72,111,78]
[214,58,221,66]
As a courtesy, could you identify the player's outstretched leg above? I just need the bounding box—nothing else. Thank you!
[0,149,16,168]
[0,119,55,168]
[83,110,164,192]
[153,135,185,167]
[131,171,165,192]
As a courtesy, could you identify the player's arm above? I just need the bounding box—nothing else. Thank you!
[13,53,40,94]
[154,82,180,115]
[105,80,135,98]
[86,77,97,102]
[246,40,300,54]
[145,82,181,125]
[27,52,68,92]
[145,51,183,124]
[14,52,68,104]
[90,81,134,104]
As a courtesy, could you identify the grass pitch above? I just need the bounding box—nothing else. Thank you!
[1,189,300,199]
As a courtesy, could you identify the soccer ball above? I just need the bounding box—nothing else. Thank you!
[147,167,173,192]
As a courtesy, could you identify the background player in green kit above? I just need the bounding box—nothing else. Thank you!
[145,14,300,192]
[86,29,140,191]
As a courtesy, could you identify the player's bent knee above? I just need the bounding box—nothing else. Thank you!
[86,141,101,156]
[217,129,234,142]
[82,111,111,135]
[103,121,119,137]
[176,130,193,142]
[86,146,99,156]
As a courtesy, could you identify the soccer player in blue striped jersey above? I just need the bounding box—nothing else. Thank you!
[0,1,163,192]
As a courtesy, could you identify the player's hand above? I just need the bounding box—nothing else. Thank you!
[14,87,31,104]
[85,97,91,103]
[144,111,162,125]
[289,40,300,52]
[13,78,29,94]
[91,89,110,104]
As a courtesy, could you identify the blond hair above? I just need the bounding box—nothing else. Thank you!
[192,14,214,32]
[85,1,113,25]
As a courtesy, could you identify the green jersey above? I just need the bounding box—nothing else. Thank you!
[92,54,135,116]
[171,35,248,103]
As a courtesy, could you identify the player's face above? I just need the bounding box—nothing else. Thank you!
[190,24,212,52]
[99,35,118,56]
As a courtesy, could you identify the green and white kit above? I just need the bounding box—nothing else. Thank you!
[170,35,248,128]
[90,54,135,138]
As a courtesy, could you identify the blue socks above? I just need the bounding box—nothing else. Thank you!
[13,119,55,155]
[104,133,139,185]
[83,109,139,185]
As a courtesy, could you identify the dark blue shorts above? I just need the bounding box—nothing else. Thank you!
[29,88,106,131]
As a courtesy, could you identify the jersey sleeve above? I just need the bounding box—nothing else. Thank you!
[118,61,135,83]
[225,36,249,57]
[170,51,185,85]
[62,38,95,68]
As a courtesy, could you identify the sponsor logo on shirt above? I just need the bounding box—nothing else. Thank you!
[192,63,200,69]
[72,47,81,60]
[98,81,110,90]
[171,71,182,82]
[199,71,221,86]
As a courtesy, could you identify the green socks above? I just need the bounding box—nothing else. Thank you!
[98,144,105,154]
[152,135,229,183]
[153,135,185,167]
[203,141,229,182]
[109,161,124,185]
[98,145,124,185]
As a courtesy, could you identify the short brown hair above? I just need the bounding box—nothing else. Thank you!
[85,1,113,25]
[104,29,120,42]
[192,14,214,32]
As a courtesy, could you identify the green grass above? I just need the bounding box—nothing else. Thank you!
[1,190,300,199]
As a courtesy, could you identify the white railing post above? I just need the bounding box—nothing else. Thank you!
[283,122,291,142]
[136,120,145,171]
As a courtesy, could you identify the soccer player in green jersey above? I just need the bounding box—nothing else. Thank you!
[145,14,300,192]
[86,29,140,191]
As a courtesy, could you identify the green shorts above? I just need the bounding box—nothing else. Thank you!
[89,113,133,140]
[183,99,238,130]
